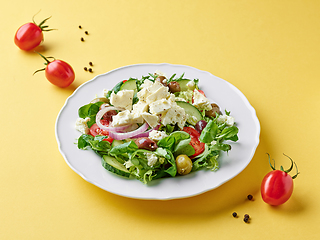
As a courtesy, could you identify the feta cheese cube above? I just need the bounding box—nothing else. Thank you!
[193,89,212,111]
[75,117,91,134]
[141,112,159,128]
[131,101,149,123]
[148,80,164,93]
[110,90,134,110]
[137,87,150,102]
[112,110,132,126]
[149,99,172,115]
[146,86,170,104]
[149,130,168,142]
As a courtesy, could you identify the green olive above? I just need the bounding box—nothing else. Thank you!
[168,81,181,93]
[90,97,109,104]
[155,76,168,87]
[175,154,193,175]
[205,103,221,118]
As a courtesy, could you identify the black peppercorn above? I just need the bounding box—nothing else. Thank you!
[247,194,253,200]
[84,67,88,71]
[244,217,249,223]
[89,62,93,66]
[244,214,250,219]
[232,212,237,218]
[85,31,89,35]
[88,68,93,73]
[79,25,82,29]
[81,37,84,42]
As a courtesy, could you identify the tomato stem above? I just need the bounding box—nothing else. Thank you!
[292,161,300,179]
[282,153,294,173]
[33,52,56,75]
[267,153,276,170]
[266,153,300,179]
[32,11,56,32]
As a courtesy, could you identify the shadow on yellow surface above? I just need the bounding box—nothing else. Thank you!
[266,194,306,216]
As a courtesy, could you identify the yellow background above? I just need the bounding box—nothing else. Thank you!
[1,0,319,239]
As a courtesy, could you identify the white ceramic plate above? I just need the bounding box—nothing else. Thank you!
[55,63,260,200]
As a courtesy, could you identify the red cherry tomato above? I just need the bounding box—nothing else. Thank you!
[261,154,299,206]
[183,126,205,158]
[261,170,294,206]
[14,16,54,51]
[34,53,75,88]
[89,120,114,144]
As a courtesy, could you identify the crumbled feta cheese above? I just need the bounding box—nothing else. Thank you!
[124,160,134,168]
[161,105,186,129]
[75,117,90,134]
[141,113,159,128]
[217,115,235,126]
[149,130,168,142]
[140,79,153,89]
[186,114,198,125]
[112,110,132,126]
[192,89,212,111]
[186,81,196,90]
[211,140,217,145]
[110,90,134,110]
[146,152,158,167]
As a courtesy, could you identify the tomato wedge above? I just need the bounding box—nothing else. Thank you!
[183,127,205,158]
[89,120,113,144]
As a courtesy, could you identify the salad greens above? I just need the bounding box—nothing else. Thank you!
[76,72,239,184]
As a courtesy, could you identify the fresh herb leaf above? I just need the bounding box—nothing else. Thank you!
[78,102,103,127]
[110,140,138,163]
[217,126,238,141]
[77,134,111,153]
[199,120,218,143]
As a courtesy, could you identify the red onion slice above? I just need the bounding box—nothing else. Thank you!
[96,106,131,132]
[132,124,160,138]
[109,123,149,140]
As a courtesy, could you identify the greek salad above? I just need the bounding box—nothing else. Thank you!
[75,70,239,184]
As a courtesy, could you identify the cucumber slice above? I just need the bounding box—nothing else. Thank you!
[176,79,191,91]
[111,140,125,148]
[102,155,130,178]
[176,101,203,125]
[120,79,138,94]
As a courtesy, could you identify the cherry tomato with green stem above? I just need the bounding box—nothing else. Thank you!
[14,16,55,51]
[34,53,75,88]
[261,153,300,206]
